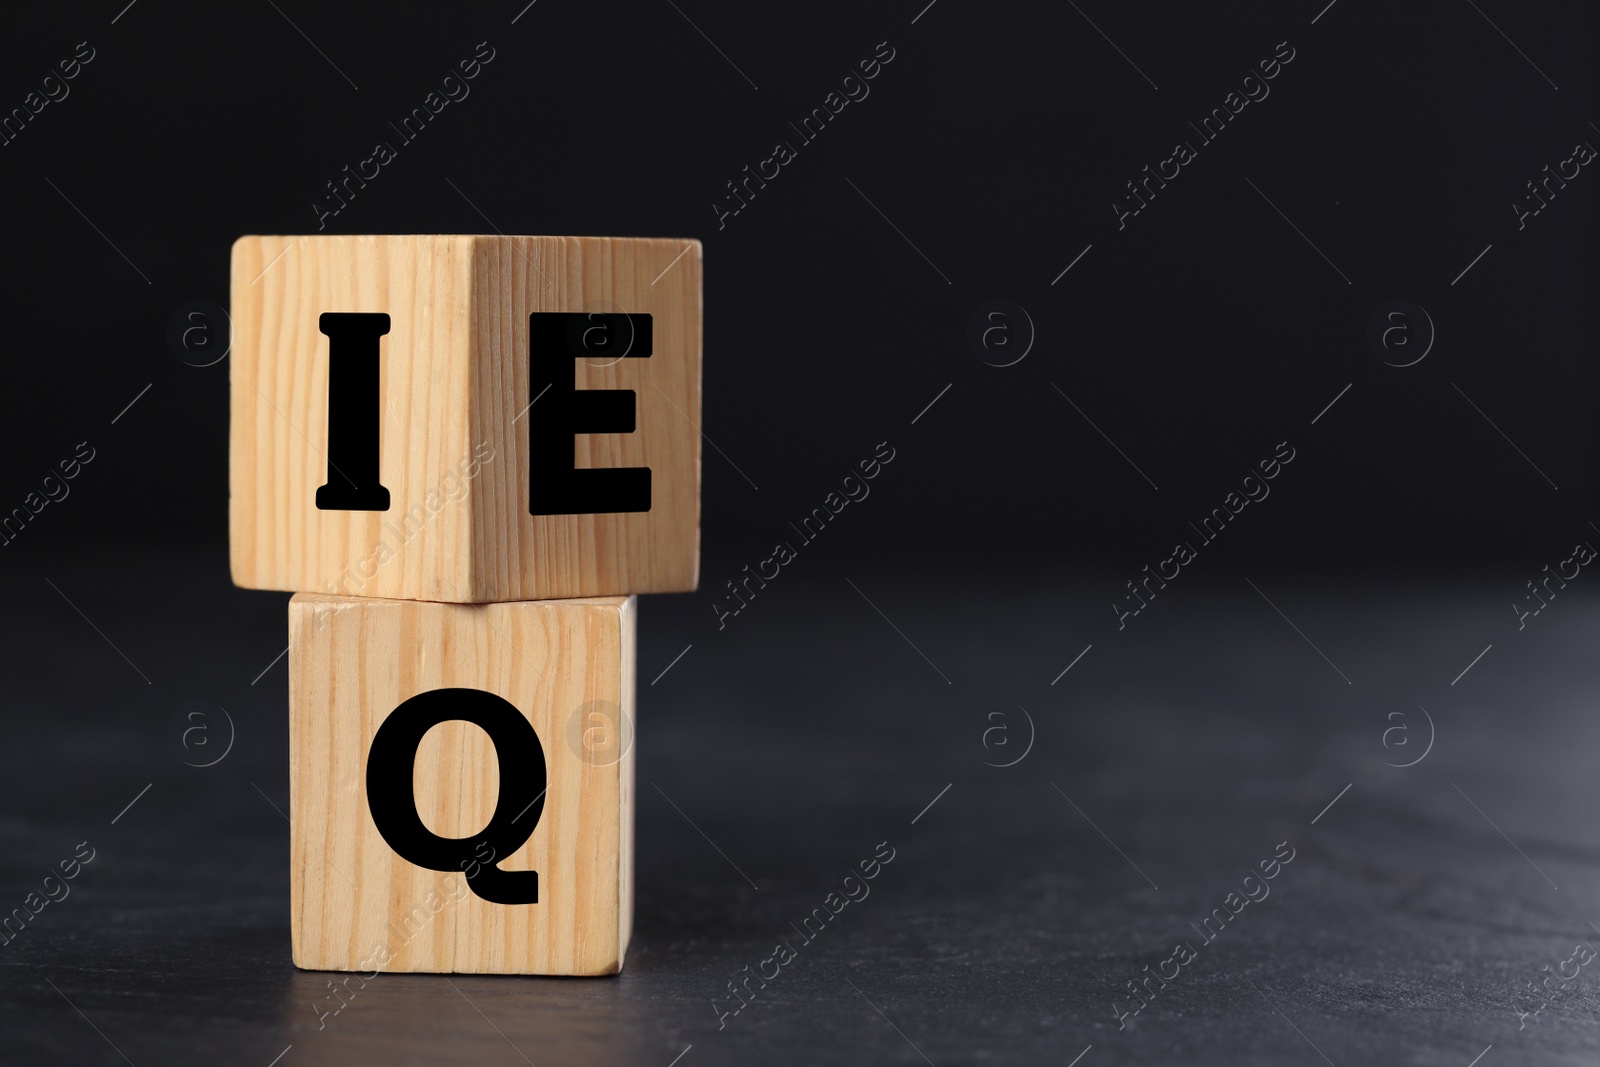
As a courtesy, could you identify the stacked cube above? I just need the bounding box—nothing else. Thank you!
[229,235,701,976]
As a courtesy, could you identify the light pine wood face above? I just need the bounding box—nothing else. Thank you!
[287,592,635,976]
[230,235,701,603]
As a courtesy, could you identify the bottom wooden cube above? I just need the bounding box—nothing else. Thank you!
[287,592,635,976]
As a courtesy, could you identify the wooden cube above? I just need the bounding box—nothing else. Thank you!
[230,235,701,603]
[287,591,635,975]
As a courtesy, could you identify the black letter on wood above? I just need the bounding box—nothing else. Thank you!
[528,312,652,515]
[316,312,391,511]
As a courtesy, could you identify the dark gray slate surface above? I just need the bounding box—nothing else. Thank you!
[1,548,1596,1065]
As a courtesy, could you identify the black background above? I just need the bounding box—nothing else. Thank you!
[1,0,1593,566]
[2,2,1599,1065]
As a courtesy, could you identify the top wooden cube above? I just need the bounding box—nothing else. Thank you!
[229,235,701,603]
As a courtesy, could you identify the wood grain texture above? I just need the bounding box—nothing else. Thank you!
[288,592,635,976]
[231,235,701,603]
